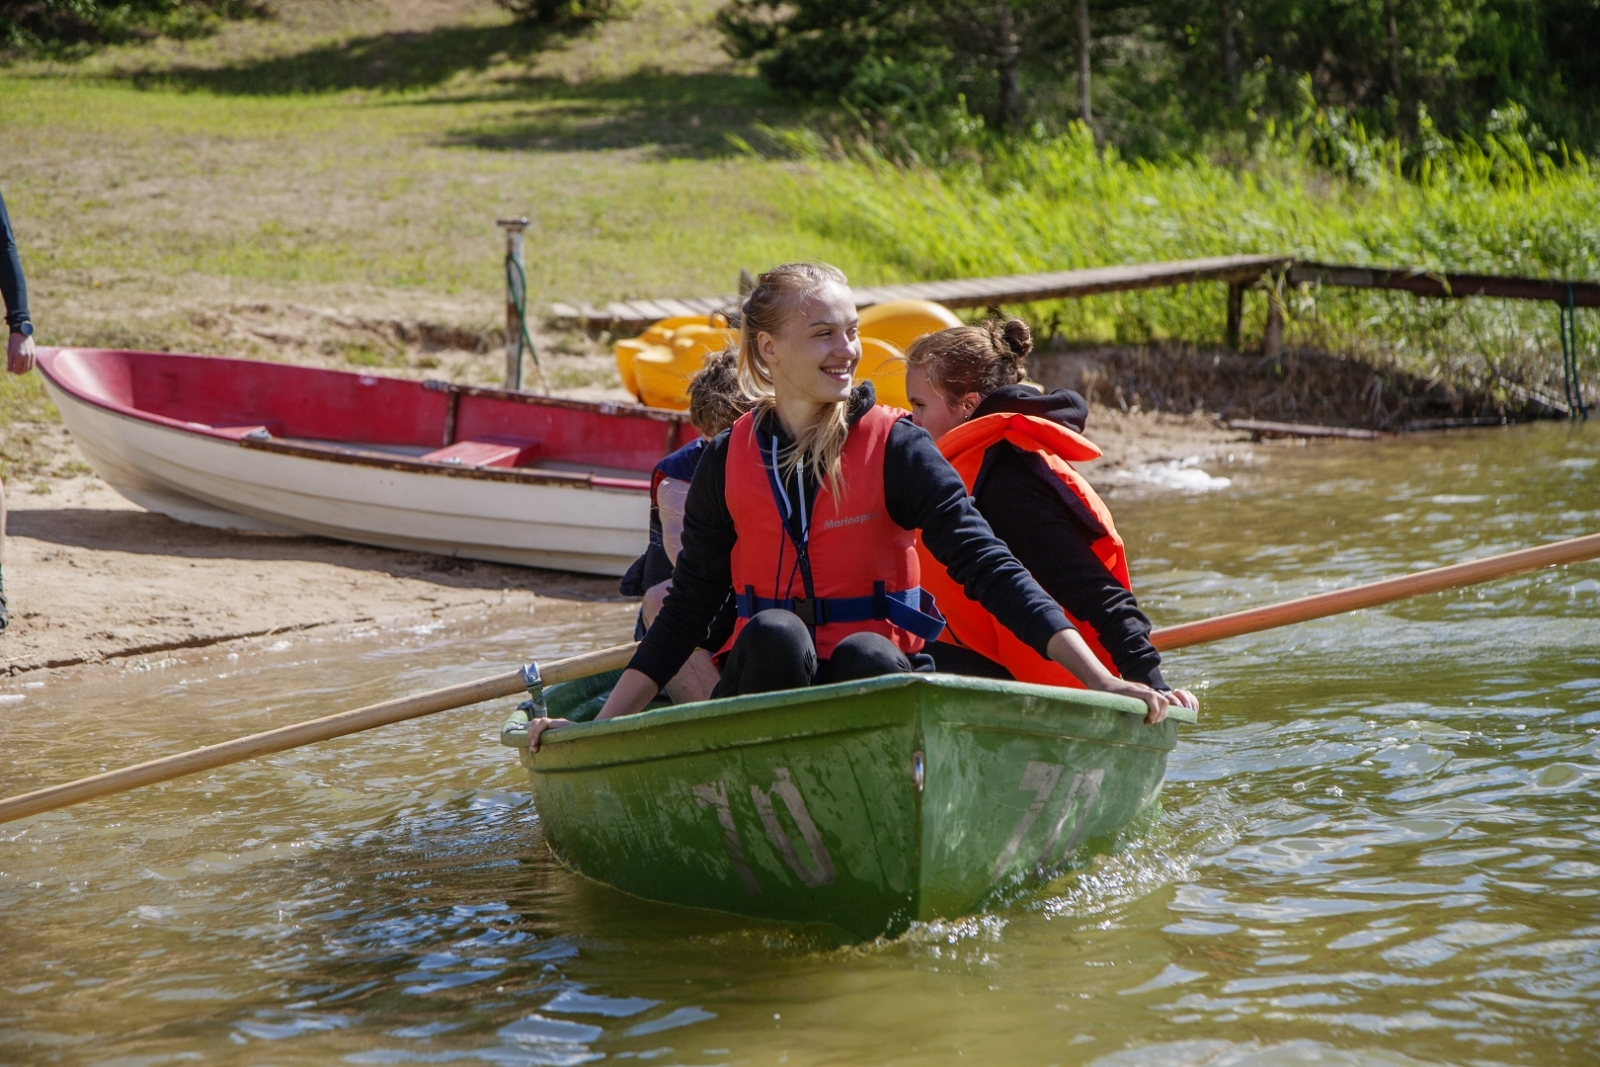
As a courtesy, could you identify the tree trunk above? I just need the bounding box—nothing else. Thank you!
[1076,0,1091,124]
[995,2,1021,130]
[1220,0,1238,105]
[1384,0,1401,101]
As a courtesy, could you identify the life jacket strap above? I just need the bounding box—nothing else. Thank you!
[737,581,946,642]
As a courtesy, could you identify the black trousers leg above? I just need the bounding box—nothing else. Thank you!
[715,615,931,698]
[925,641,1015,680]
[714,609,816,698]
[817,631,916,685]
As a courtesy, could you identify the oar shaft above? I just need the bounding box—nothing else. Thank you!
[1151,532,1600,651]
[0,642,638,826]
[7,532,1596,826]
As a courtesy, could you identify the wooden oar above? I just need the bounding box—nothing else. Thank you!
[0,642,639,826]
[1151,531,1600,650]
[2,531,1595,827]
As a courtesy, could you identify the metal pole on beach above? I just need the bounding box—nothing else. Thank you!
[498,216,531,391]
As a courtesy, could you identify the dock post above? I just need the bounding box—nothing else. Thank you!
[497,216,533,392]
[1263,273,1284,362]
[1560,285,1588,421]
[1226,281,1243,352]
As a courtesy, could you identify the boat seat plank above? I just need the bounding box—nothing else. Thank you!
[207,425,273,440]
[420,438,537,468]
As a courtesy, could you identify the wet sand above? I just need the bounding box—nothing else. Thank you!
[0,427,621,675]
[0,408,1243,676]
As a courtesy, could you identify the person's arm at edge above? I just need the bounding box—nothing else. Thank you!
[1,189,35,374]
[601,435,737,715]
[529,435,739,750]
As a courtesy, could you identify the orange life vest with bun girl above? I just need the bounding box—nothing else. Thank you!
[724,404,946,659]
[915,412,1130,687]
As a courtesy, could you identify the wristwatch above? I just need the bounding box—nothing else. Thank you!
[9,322,32,337]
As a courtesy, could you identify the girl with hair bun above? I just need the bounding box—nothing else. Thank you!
[904,318,1196,711]
[525,266,1174,749]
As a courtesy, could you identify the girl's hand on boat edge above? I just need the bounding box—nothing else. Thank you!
[526,716,576,753]
[1046,628,1170,724]
[1101,678,1169,724]
[1165,688,1199,713]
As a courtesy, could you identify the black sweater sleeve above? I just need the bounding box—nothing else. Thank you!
[881,418,1072,659]
[0,190,29,329]
[628,433,736,687]
[976,445,1167,688]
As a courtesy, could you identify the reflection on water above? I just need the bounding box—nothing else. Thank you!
[2,422,1596,1066]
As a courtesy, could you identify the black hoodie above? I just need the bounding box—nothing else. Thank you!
[966,385,1168,689]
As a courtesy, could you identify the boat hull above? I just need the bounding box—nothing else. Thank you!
[504,674,1178,940]
[36,349,698,576]
[46,388,649,574]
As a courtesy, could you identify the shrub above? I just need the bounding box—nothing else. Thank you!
[1,0,255,52]
[493,0,635,28]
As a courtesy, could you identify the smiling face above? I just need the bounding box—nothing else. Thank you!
[756,283,861,408]
[906,363,978,443]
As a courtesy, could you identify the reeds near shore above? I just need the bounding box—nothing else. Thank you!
[787,113,1600,406]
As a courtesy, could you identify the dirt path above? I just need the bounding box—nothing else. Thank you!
[0,404,1241,677]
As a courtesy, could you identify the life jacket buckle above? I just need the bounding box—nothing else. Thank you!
[789,597,822,626]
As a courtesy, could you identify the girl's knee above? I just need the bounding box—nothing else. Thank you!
[826,632,911,682]
[742,609,812,651]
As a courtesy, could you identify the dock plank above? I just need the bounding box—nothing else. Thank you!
[1287,261,1600,307]
[551,254,1596,334]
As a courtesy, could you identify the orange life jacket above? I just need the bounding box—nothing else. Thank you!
[725,404,945,659]
[915,411,1131,687]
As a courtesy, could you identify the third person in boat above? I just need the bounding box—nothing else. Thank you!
[903,317,1196,711]
[525,263,1176,749]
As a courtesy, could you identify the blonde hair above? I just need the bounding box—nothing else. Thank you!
[905,318,1032,400]
[736,262,853,496]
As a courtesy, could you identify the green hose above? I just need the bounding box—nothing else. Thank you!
[505,251,541,386]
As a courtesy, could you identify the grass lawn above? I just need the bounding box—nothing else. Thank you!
[0,0,866,400]
[0,0,1595,436]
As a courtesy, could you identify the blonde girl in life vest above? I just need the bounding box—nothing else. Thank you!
[904,318,1197,713]
[524,264,1175,751]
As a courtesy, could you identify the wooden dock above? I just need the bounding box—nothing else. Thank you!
[550,256,1594,412]
[1286,262,1600,307]
[552,255,1600,334]
[545,251,1594,418]
[551,254,1289,333]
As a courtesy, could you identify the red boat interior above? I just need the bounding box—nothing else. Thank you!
[41,349,697,489]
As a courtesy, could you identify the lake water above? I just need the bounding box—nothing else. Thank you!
[2,421,1597,1067]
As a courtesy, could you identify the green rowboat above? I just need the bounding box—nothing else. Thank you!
[500,673,1190,940]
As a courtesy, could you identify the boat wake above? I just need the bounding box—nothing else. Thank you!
[1033,788,1247,924]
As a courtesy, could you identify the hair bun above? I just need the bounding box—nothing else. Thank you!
[1000,318,1032,363]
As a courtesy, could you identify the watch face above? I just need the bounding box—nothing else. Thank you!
[16,323,32,337]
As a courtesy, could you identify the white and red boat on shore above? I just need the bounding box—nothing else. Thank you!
[37,348,696,576]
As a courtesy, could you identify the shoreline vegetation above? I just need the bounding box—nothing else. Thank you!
[791,114,1599,424]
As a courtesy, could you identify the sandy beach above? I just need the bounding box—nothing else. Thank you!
[0,424,624,675]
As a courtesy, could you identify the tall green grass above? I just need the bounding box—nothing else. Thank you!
[788,110,1600,401]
